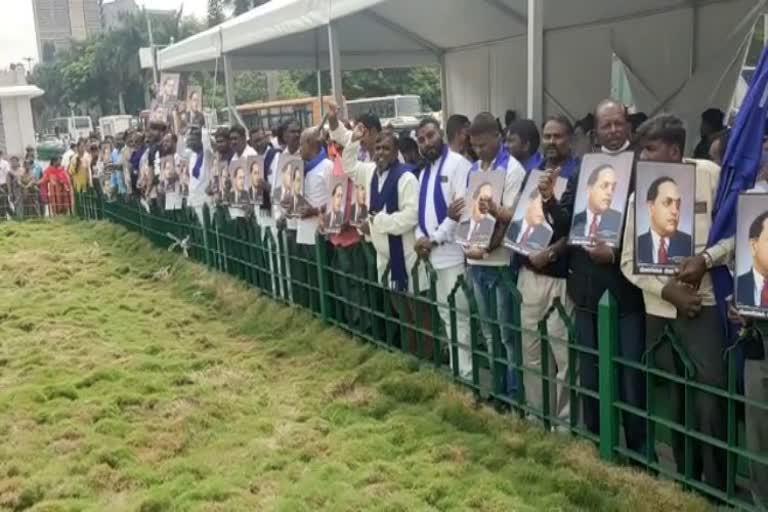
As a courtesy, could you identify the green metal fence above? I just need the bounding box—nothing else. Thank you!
[71,190,767,510]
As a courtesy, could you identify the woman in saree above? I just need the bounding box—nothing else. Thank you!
[40,156,72,216]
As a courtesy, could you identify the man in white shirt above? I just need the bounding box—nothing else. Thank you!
[60,145,76,173]
[328,101,380,163]
[342,125,418,287]
[184,125,212,210]
[288,127,333,312]
[464,112,525,395]
[229,125,258,160]
[0,151,10,219]
[413,117,472,379]
[620,113,732,490]
[341,123,420,352]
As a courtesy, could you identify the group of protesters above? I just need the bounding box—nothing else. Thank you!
[68,95,765,507]
[0,146,74,220]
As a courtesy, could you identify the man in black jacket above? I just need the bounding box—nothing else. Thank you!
[542,99,647,455]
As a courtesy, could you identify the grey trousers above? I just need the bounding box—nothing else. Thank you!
[745,340,768,510]
[646,307,727,491]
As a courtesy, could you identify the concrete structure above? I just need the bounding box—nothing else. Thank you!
[0,66,44,157]
[32,0,103,62]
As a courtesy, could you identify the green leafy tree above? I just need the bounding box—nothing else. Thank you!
[208,0,225,27]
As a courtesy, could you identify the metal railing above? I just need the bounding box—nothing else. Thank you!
[71,190,767,510]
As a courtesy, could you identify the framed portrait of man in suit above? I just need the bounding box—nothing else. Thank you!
[735,193,768,318]
[633,161,696,275]
[323,175,347,235]
[569,151,633,248]
[227,157,252,217]
[505,170,555,256]
[157,73,181,107]
[245,155,265,207]
[456,170,505,250]
[349,182,368,227]
[275,156,304,217]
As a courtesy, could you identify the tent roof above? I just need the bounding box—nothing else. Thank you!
[159,0,737,72]
[0,85,44,99]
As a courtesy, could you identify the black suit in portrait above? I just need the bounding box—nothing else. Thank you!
[737,271,758,307]
[637,230,693,264]
[507,220,552,251]
[571,208,623,241]
[349,203,368,224]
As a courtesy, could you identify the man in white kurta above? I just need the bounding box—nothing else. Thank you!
[340,126,418,291]
[413,118,473,379]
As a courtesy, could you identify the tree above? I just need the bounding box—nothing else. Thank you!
[208,0,225,27]
[291,67,442,111]
[28,8,209,123]
[223,0,270,17]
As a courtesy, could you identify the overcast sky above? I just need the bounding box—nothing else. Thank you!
[1,0,209,69]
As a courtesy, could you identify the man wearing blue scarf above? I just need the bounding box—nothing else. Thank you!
[341,122,419,344]
[414,117,472,379]
[464,113,525,398]
[288,127,333,313]
[184,125,212,209]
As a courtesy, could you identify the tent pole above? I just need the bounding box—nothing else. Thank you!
[327,22,344,118]
[316,28,324,120]
[439,52,449,124]
[223,53,245,129]
[526,0,543,123]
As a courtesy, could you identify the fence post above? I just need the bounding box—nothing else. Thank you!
[597,291,619,462]
[315,234,331,322]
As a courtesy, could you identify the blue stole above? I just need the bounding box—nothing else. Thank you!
[191,149,204,178]
[370,162,409,291]
[523,152,543,173]
[418,144,449,237]
[304,147,327,175]
[467,143,510,185]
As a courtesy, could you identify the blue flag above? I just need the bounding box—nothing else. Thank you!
[708,46,768,342]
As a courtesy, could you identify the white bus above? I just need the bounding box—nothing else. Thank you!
[47,116,94,142]
[345,95,424,134]
[99,115,138,139]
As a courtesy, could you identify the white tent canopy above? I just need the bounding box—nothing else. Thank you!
[158,0,766,142]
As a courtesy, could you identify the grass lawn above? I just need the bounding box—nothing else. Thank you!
[0,219,714,512]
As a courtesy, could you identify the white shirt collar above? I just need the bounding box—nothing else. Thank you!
[600,140,631,154]
[753,269,766,306]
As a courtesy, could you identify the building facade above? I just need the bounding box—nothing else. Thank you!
[102,0,138,31]
[32,0,103,62]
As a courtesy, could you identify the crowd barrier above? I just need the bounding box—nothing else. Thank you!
[70,190,766,510]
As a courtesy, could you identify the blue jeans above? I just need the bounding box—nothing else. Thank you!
[467,265,518,396]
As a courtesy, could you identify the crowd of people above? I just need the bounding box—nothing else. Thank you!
[23,95,766,507]
[0,146,73,219]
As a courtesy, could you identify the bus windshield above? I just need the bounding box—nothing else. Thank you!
[395,96,422,117]
[347,99,396,120]
[48,118,69,134]
[73,117,92,129]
